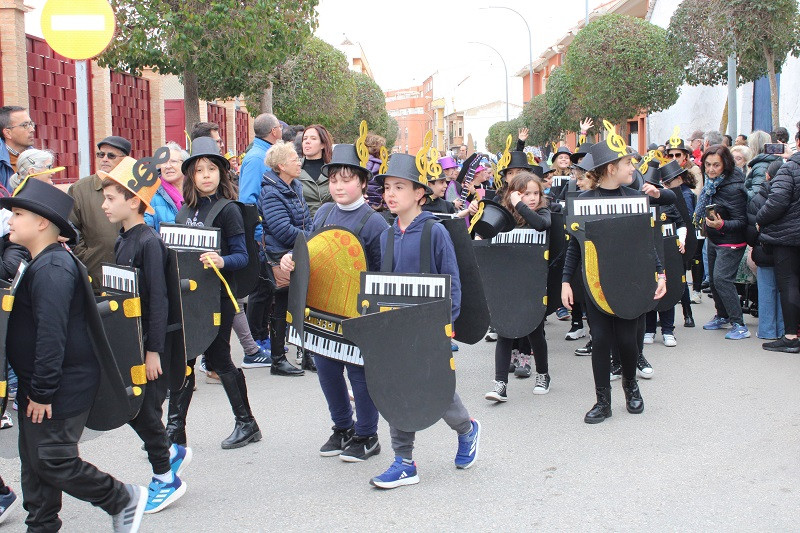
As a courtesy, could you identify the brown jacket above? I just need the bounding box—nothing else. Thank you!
[68,175,121,292]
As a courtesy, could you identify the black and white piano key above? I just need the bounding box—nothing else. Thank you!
[363,274,447,298]
[160,225,219,250]
[491,228,548,245]
[573,197,649,216]
[662,223,676,237]
[287,326,363,366]
[101,265,138,294]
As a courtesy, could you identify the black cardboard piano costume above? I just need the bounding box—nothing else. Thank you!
[1,179,143,531]
[562,123,666,424]
[285,142,390,459]
[163,136,262,450]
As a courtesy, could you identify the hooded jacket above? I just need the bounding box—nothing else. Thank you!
[259,169,312,260]
[744,153,781,201]
[757,152,800,247]
[703,168,748,246]
[298,157,333,217]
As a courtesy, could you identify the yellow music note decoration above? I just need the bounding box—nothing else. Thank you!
[416,131,433,186]
[668,126,681,150]
[603,120,628,159]
[428,147,442,180]
[495,134,512,189]
[356,120,370,168]
[379,146,388,175]
[638,151,655,174]
[578,133,587,146]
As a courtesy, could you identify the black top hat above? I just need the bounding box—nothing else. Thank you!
[182,137,230,175]
[534,161,551,177]
[575,153,594,172]
[570,143,594,163]
[663,137,691,154]
[473,199,515,239]
[97,136,132,156]
[501,151,532,175]
[0,178,76,239]
[635,164,661,188]
[321,144,372,179]
[586,136,638,170]
[660,160,687,184]
[374,153,433,194]
[647,143,659,152]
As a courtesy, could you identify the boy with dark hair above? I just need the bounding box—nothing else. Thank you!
[1,178,146,532]
[100,152,191,514]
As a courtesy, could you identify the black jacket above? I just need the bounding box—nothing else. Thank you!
[7,244,99,419]
[757,152,800,247]
[704,168,748,246]
[0,235,30,280]
[746,180,774,266]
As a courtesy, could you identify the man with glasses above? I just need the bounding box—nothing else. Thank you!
[0,106,36,189]
[68,136,130,292]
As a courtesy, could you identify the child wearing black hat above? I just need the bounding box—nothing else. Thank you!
[1,179,147,532]
[369,153,481,489]
[100,150,191,514]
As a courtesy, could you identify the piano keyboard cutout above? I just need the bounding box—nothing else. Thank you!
[363,273,447,299]
[696,228,705,240]
[491,228,548,245]
[662,223,676,237]
[552,176,570,187]
[287,325,363,366]
[159,224,220,251]
[572,197,649,216]
[101,264,138,294]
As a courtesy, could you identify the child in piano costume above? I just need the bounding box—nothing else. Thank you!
[369,153,481,489]
[100,152,191,514]
[561,136,667,424]
[484,172,552,402]
[1,179,148,532]
[280,143,390,461]
[174,137,262,449]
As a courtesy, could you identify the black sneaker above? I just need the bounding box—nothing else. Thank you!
[484,380,508,402]
[762,336,800,353]
[485,327,498,342]
[636,353,654,379]
[319,426,354,457]
[340,434,381,462]
[575,340,592,356]
[610,361,622,381]
[514,354,531,378]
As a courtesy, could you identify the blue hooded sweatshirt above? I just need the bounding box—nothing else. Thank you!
[379,211,462,321]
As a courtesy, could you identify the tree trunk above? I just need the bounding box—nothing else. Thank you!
[763,43,780,131]
[719,98,728,133]
[260,81,273,114]
[183,69,201,137]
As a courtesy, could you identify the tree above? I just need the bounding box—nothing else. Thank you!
[668,0,800,130]
[564,14,684,136]
[268,38,356,134]
[384,117,399,151]
[544,67,583,136]
[521,94,561,146]
[485,119,521,154]
[99,0,318,130]
[333,72,396,148]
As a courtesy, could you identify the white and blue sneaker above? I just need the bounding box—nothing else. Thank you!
[144,476,186,514]
[451,342,459,352]
[455,419,481,469]
[0,488,19,525]
[725,323,751,340]
[370,457,419,489]
[703,315,730,330]
[242,347,272,368]
[169,444,192,477]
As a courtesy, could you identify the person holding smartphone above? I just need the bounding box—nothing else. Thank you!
[694,144,750,340]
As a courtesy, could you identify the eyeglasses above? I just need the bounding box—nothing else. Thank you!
[666,153,684,159]
[96,151,121,160]
[167,159,183,165]
[7,121,35,130]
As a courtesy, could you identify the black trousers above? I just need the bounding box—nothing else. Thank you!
[494,321,548,382]
[270,289,290,359]
[18,409,129,532]
[246,261,275,342]
[773,245,800,335]
[204,295,237,374]
[586,301,639,388]
[128,372,170,475]
[691,243,705,291]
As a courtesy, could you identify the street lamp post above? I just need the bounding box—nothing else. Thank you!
[469,41,509,122]
[482,6,533,105]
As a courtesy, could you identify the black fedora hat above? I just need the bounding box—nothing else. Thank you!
[575,153,594,172]
[660,160,687,184]
[321,144,372,179]
[182,136,230,175]
[472,199,515,239]
[635,163,661,188]
[0,177,76,239]
[570,142,594,164]
[374,153,433,194]
[552,146,572,159]
[586,136,638,170]
[663,137,691,155]
[501,151,532,175]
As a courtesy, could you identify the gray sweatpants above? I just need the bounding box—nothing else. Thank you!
[707,241,746,325]
[233,308,258,355]
[389,392,472,460]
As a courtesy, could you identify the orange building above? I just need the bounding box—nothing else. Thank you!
[385,83,431,155]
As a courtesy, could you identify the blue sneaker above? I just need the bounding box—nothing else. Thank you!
[725,323,751,340]
[370,457,419,489]
[7,369,17,400]
[0,487,19,524]
[169,444,192,477]
[242,347,272,368]
[455,419,481,469]
[144,476,186,514]
[703,315,730,330]
[450,342,459,352]
[556,307,571,321]
[258,338,288,353]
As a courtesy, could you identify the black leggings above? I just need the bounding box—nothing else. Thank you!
[691,243,705,291]
[203,294,237,375]
[773,245,800,336]
[494,321,547,382]
[270,289,290,358]
[586,301,639,387]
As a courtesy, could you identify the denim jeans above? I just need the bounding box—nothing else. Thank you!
[707,241,746,325]
[756,266,784,339]
[703,239,709,283]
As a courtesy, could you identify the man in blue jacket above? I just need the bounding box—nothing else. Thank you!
[1,106,36,190]
[240,113,284,354]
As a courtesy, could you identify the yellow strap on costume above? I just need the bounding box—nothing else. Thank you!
[204,258,240,313]
[467,201,486,234]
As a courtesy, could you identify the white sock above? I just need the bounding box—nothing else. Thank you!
[153,470,174,483]
[169,444,177,461]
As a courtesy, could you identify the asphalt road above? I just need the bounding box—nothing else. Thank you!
[1,295,799,531]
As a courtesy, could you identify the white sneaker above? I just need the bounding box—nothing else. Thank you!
[643,332,655,344]
[484,380,507,402]
[691,291,702,304]
[532,373,551,395]
[663,334,677,347]
[565,327,587,340]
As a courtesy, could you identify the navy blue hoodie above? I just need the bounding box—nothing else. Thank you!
[380,211,462,320]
